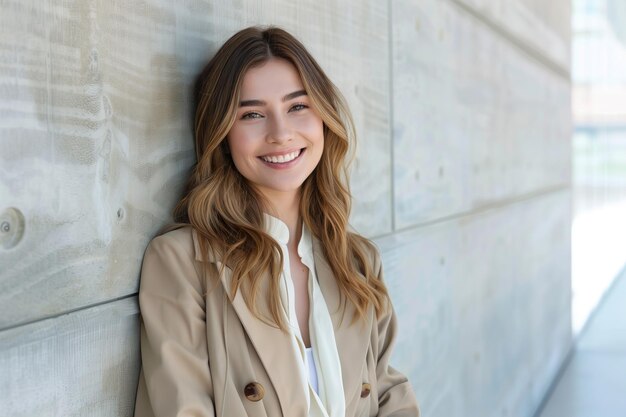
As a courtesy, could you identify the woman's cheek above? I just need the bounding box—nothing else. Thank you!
[229,124,264,153]
[297,115,324,140]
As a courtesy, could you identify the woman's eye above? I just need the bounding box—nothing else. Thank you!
[290,103,308,112]
[241,112,262,120]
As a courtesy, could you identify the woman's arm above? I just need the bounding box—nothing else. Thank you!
[371,249,421,417]
[135,233,215,417]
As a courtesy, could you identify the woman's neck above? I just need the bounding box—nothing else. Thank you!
[262,189,302,248]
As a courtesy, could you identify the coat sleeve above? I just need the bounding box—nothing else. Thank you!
[371,249,421,417]
[134,234,215,417]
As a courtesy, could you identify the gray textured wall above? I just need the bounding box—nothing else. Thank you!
[0,0,571,416]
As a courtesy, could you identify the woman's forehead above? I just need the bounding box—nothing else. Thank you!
[240,58,305,101]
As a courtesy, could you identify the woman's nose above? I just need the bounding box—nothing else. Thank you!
[266,114,293,144]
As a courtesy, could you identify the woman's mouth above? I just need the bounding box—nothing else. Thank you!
[259,148,305,166]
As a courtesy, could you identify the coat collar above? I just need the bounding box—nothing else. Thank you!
[190,227,373,410]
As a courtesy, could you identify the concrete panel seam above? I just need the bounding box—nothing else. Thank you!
[447,0,571,81]
[372,184,571,240]
[0,293,138,334]
[388,0,397,232]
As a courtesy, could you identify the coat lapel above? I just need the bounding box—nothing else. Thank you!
[191,229,308,416]
[312,237,373,405]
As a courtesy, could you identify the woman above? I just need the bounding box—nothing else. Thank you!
[134,26,419,417]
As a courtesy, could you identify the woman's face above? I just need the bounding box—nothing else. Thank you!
[226,57,324,203]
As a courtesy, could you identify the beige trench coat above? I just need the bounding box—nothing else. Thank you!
[133,226,419,417]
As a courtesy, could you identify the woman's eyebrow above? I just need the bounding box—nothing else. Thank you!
[239,90,307,107]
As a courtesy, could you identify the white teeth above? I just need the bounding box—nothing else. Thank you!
[261,149,301,164]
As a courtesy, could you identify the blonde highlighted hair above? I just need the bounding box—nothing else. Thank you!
[166,26,389,330]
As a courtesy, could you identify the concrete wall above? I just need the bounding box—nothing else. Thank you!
[0,0,571,416]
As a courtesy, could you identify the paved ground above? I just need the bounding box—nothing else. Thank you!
[536,267,626,417]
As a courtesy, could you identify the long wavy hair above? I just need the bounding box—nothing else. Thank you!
[165,26,389,330]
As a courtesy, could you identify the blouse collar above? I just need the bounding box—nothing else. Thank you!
[262,213,313,260]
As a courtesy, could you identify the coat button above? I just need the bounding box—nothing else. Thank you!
[244,382,265,402]
[360,383,371,398]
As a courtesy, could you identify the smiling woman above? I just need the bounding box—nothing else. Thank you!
[227,59,325,204]
[133,26,419,417]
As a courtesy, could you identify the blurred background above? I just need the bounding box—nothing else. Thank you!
[537,0,626,415]
[0,0,624,416]
[571,0,626,335]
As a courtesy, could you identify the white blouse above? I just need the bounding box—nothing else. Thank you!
[305,347,319,394]
[263,213,345,417]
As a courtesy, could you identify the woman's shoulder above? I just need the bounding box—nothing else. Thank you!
[146,223,219,265]
[138,224,211,308]
[145,223,197,258]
